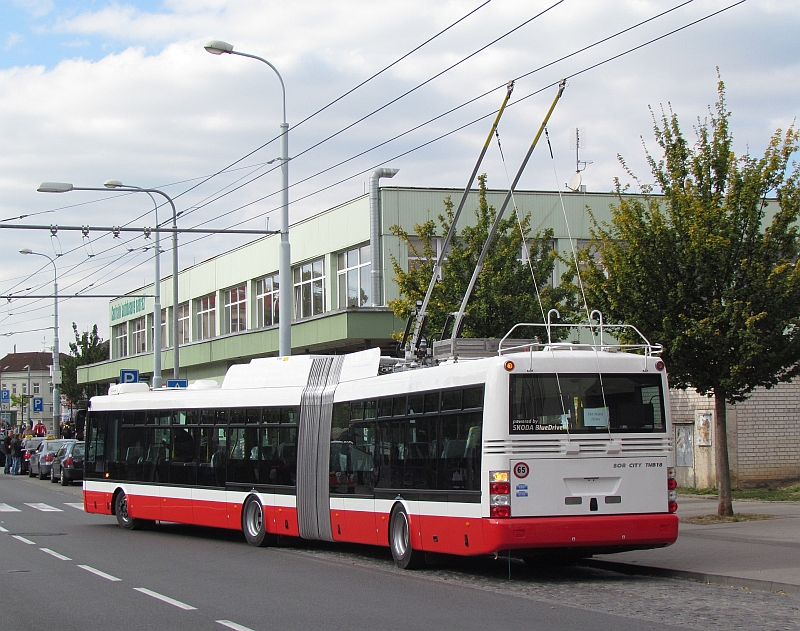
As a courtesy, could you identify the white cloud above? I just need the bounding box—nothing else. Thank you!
[0,0,798,354]
[4,32,24,50]
[12,0,54,18]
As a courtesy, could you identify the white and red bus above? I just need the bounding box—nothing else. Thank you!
[83,324,678,568]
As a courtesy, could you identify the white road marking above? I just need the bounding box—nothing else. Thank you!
[78,565,121,581]
[64,503,85,511]
[41,548,71,561]
[12,535,35,545]
[134,588,197,610]
[25,503,62,512]
[0,526,8,532]
[0,503,21,512]
[217,621,256,631]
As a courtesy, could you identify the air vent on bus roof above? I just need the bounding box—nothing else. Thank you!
[108,383,150,395]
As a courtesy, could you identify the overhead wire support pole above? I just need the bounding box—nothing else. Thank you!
[0,224,279,235]
[450,79,566,340]
[405,81,515,360]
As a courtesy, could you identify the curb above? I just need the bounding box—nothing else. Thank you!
[581,559,800,597]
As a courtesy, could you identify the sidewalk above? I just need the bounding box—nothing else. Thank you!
[587,495,800,595]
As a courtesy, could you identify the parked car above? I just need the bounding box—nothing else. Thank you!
[22,437,45,475]
[51,441,84,486]
[29,439,72,480]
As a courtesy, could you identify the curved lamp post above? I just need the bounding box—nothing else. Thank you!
[19,249,60,437]
[37,181,180,383]
[205,39,292,357]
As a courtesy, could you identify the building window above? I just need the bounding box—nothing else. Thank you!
[223,285,247,334]
[293,259,325,320]
[195,294,216,340]
[149,309,170,350]
[407,236,448,275]
[178,302,190,344]
[33,383,40,395]
[130,316,147,354]
[11,384,16,394]
[337,244,371,308]
[113,322,128,358]
[256,274,279,328]
[22,383,27,395]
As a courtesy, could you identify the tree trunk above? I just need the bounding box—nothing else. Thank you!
[714,388,734,516]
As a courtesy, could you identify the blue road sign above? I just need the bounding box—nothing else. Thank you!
[33,397,43,412]
[1,389,9,402]
[166,379,188,388]
[120,369,139,384]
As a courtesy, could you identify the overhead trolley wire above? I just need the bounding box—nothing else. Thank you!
[178,0,743,238]
[173,0,698,226]
[2,0,747,331]
[174,1,566,224]
[3,0,501,313]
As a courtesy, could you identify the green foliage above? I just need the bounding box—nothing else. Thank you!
[581,77,800,404]
[389,174,578,340]
[61,323,109,405]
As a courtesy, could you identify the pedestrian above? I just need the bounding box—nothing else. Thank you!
[3,431,11,475]
[10,433,22,475]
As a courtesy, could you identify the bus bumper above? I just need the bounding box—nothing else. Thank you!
[483,513,679,554]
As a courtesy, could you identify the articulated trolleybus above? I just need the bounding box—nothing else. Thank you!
[83,321,678,569]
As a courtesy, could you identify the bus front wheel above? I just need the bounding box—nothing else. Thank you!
[389,505,425,570]
[242,496,277,547]
[114,491,144,530]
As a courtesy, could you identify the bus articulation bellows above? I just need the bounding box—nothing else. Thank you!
[83,324,678,569]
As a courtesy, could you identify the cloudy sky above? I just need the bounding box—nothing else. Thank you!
[0,0,797,359]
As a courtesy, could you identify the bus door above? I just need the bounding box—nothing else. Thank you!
[193,423,229,528]
[341,422,378,544]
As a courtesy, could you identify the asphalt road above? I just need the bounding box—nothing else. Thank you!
[1,475,798,631]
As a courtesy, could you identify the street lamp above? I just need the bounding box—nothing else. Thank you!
[37,181,181,382]
[205,39,292,357]
[19,249,60,437]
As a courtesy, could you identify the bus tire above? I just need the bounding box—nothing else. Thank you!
[389,505,425,570]
[242,496,276,547]
[114,491,144,531]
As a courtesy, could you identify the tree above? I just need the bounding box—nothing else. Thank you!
[580,77,800,516]
[389,174,577,342]
[61,323,109,406]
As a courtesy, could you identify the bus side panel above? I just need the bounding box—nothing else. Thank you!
[417,505,484,555]
[83,487,113,515]
[273,496,300,537]
[192,488,229,528]
[226,491,247,531]
[342,497,377,545]
[329,497,347,541]
[375,499,392,546]
[160,486,193,524]
[129,487,161,521]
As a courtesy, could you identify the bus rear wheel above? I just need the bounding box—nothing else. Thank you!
[389,505,425,570]
[242,496,276,547]
[114,491,144,530]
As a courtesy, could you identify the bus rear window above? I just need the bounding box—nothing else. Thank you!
[510,373,665,434]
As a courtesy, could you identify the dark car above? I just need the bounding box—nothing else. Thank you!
[51,441,84,486]
[22,437,45,475]
[29,439,72,480]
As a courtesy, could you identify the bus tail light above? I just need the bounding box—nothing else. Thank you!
[490,471,511,518]
[667,467,678,513]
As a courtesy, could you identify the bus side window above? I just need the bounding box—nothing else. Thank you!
[439,411,482,491]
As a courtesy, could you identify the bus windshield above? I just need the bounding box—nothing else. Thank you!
[510,373,665,434]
